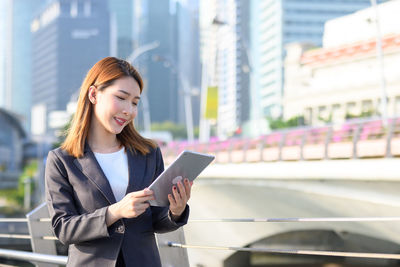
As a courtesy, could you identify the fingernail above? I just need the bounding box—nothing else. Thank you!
[173,186,176,190]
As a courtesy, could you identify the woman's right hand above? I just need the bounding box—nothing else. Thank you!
[106,188,154,226]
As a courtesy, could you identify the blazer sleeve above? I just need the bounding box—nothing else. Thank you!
[150,147,190,233]
[45,150,110,245]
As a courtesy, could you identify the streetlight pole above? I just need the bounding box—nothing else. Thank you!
[152,55,195,142]
[370,0,388,124]
[211,17,267,137]
[126,41,160,133]
[126,41,160,64]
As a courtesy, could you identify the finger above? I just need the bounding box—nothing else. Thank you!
[168,193,176,206]
[136,195,155,203]
[172,185,182,203]
[129,188,154,198]
[184,178,191,199]
[177,181,187,203]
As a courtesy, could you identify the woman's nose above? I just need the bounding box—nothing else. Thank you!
[123,103,134,117]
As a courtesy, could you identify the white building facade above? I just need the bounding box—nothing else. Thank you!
[249,0,384,133]
[200,0,238,138]
[283,0,400,125]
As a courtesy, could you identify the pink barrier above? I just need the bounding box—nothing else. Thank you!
[161,117,399,162]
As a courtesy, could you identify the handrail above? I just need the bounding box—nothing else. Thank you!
[0,234,56,240]
[0,248,67,265]
[0,233,31,239]
[188,216,400,223]
[168,242,400,260]
[0,218,50,223]
[0,218,28,223]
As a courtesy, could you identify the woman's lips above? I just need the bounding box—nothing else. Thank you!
[114,117,127,126]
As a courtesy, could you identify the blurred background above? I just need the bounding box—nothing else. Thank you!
[1,0,400,266]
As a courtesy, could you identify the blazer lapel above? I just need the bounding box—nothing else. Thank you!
[73,143,117,204]
[126,149,147,193]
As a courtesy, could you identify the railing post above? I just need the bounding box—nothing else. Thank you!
[228,140,233,163]
[352,123,362,159]
[386,117,394,157]
[278,132,286,161]
[259,137,265,162]
[300,130,307,161]
[156,227,190,267]
[324,126,333,160]
[243,139,249,163]
[26,203,58,267]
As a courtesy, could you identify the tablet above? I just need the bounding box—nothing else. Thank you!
[148,150,215,206]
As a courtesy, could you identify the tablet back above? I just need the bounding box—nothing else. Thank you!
[148,150,215,206]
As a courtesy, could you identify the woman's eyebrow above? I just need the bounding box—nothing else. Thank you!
[118,89,140,99]
[118,89,130,95]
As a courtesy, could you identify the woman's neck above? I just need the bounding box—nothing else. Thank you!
[88,123,121,153]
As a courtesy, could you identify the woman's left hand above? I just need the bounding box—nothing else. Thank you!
[168,178,192,220]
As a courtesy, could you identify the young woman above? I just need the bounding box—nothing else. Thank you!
[45,57,191,267]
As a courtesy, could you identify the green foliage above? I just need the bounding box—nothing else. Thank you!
[151,121,187,139]
[0,160,38,209]
[0,205,25,217]
[151,121,199,140]
[318,113,333,124]
[53,115,73,148]
[267,115,305,130]
[345,109,376,120]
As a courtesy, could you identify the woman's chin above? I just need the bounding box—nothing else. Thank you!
[108,126,124,135]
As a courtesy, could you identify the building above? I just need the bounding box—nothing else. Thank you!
[133,0,201,133]
[283,0,400,125]
[199,0,251,139]
[0,1,7,108]
[30,0,110,138]
[175,0,201,128]
[249,0,385,134]
[108,0,134,59]
[0,108,26,188]
[133,0,179,126]
[0,0,45,132]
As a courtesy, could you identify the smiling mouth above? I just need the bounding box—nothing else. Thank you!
[114,117,127,126]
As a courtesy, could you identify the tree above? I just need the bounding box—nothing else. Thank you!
[267,115,305,130]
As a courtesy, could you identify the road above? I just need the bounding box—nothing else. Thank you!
[183,178,400,267]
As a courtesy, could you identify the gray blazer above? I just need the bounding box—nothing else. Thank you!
[45,144,189,267]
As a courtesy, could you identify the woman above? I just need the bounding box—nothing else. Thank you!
[45,57,191,267]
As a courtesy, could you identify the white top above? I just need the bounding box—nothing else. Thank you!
[94,147,129,202]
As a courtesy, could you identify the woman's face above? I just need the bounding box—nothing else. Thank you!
[90,76,140,135]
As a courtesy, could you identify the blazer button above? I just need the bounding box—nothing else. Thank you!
[116,225,125,234]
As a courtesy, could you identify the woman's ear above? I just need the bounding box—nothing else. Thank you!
[88,86,97,104]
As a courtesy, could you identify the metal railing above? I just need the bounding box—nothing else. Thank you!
[2,212,400,265]
[0,248,67,265]
[168,242,400,260]
[0,204,188,266]
[162,117,400,164]
[166,216,400,263]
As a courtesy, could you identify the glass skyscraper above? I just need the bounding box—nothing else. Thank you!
[31,0,110,137]
[108,0,134,59]
[249,0,386,135]
[0,0,45,132]
[133,0,200,128]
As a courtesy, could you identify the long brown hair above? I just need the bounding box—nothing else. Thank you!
[61,57,156,158]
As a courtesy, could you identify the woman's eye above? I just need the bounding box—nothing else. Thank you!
[116,96,124,100]
[132,102,138,106]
